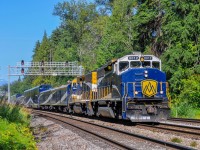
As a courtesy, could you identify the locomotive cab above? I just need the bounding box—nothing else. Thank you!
[112,52,170,122]
[115,54,161,75]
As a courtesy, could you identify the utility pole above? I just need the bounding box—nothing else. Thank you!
[8,65,11,103]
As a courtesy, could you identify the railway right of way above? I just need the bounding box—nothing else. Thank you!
[32,110,195,150]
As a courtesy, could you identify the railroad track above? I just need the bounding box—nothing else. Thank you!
[32,110,194,150]
[168,118,200,124]
[137,122,200,138]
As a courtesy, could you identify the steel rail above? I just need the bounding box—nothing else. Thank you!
[34,111,135,150]
[159,122,200,130]
[33,110,195,150]
[168,118,200,123]
[137,123,200,137]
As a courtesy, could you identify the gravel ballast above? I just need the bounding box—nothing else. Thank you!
[31,112,200,150]
[30,115,115,150]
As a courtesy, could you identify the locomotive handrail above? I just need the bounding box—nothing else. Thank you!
[72,86,112,101]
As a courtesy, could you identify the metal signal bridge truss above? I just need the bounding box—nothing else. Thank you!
[8,61,84,103]
[10,61,84,76]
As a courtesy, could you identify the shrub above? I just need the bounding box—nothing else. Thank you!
[0,101,29,125]
[0,101,37,149]
[171,102,199,118]
[0,102,11,120]
[0,119,37,150]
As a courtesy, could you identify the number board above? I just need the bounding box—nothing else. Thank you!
[128,56,152,60]
[144,56,152,60]
[128,56,139,60]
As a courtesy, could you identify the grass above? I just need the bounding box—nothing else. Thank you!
[193,109,200,119]
[171,137,182,143]
[170,103,200,119]
[190,141,197,147]
[0,100,37,150]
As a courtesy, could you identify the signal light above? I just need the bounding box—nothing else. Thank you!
[21,68,24,74]
[40,60,44,66]
[21,60,24,65]
[41,68,44,73]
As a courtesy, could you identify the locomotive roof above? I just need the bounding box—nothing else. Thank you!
[40,85,68,94]
[24,85,40,93]
[118,54,161,62]
[77,53,161,80]
[24,84,52,93]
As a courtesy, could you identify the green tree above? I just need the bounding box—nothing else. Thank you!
[12,0,199,118]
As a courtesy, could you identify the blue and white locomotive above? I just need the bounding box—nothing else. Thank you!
[21,52,170,122]
[68,52,170,122]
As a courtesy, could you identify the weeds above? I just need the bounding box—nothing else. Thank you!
[0,100,29,125]
[170,103,198,118]
[190,141,197,147]
[0,100,37,149]
[171,137,182,143]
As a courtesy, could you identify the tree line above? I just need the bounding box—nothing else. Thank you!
[1,0,199,117]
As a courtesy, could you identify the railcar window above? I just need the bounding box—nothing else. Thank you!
[142,61,151,68]
[119,61,129,72]
[152,61,160,69]
[130,61,141,68]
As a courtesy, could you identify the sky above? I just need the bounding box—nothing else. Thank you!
[0,0,67,84]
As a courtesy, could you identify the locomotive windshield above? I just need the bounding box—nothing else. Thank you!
[142,61,151,68]
[152,61,160,69]
[130,61,140,67]
[119,60,160,71]
[117,54,162,73]
[119,61,129,72]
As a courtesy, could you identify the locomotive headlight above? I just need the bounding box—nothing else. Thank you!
[134,91,138,95]
[144,70,148,78]
[160,91,163,94]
